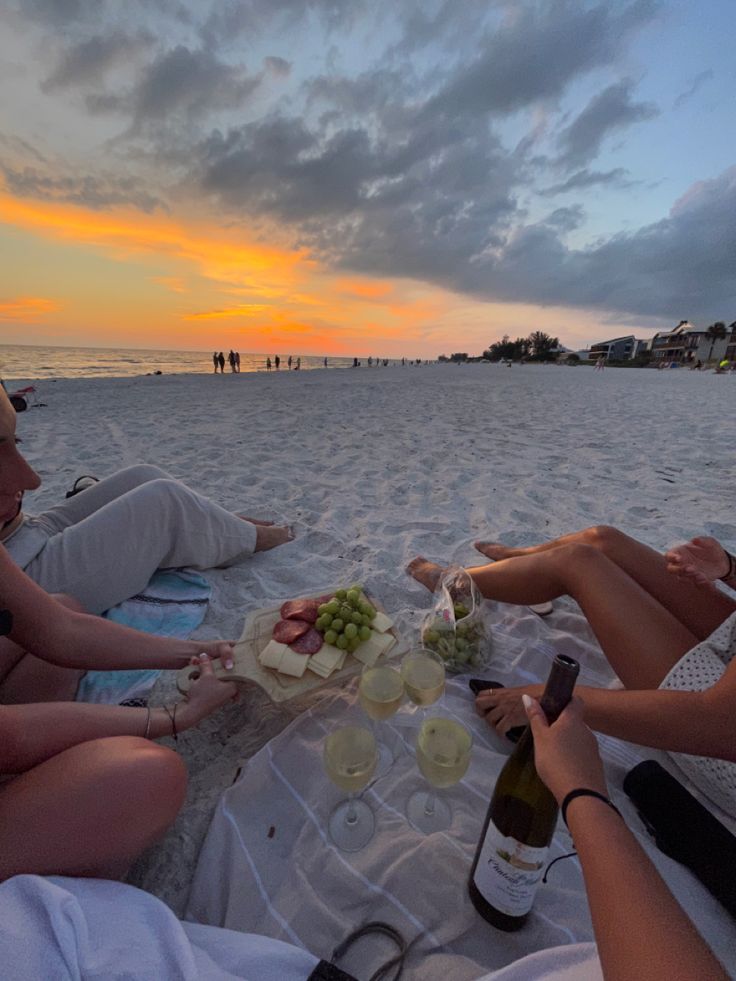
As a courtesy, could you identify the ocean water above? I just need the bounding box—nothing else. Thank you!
[0,344,362,380]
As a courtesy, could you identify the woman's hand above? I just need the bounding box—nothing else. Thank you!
[194,640,236,670]
[475,684,543,734]
[523,695,607,804]
[177,654,238,730]
[664,536,730,586]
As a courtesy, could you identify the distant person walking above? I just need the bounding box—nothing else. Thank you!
[212,352,218,373]
[595,355,605,372]
[217,351,225,373]
[234,351,241,373]
[323,357,328,367]
[228,350,236,372]
[288,355,293,370]
[295,357,301,371]
[274,355,280,370]
[266,357,272,371]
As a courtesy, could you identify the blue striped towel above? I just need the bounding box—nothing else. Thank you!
[76,570,211,705]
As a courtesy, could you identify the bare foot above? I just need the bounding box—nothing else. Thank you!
[407,556,444,592]
[474,541,524,560]
[254,524,293,551]
[238,515,274,526]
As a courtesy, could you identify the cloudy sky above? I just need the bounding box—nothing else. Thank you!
[1,0,734,357]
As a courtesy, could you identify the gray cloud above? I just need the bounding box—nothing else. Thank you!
[425,1,659,119]
[556,80,658,168]
[673,69,714,110]
[41,32,154,92]
[264,56,291,77]
[540,167,635,196]
[0,163,164,212]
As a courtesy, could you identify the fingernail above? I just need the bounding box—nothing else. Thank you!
[199,653,209,662]
[225,659,233,670]
[522,694,534,710]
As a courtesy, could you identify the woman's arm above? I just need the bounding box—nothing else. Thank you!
[0,656,236,773]
[477,669,736,762]
[0,546,233,670]
[525,696,728,981]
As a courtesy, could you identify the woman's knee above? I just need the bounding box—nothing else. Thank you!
[120,464,170,484]
[551,541,607,573]
[92,737,187,827]
[580,525,626,554]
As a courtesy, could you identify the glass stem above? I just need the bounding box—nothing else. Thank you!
[424,791,436,817]
[345,793,358,826]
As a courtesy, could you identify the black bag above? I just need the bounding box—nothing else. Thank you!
[623,760,736,917]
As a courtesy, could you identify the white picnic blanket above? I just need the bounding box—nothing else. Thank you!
[187,601,736,979]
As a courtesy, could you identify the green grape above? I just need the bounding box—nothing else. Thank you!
[361,613,372,626]
[423,629,440,644]
[315,615,328,631]
[359,625,371,641]
[350,611,363,625]
[454,602,469,619]
[456,637,468,651]
[347,636,360,653]
[366,605,377,620]
[335,588,347,600]
[326,600,340,615]
[318,603,330,615]
[331,618,344,633]
[321,612,333,627]
[336,633,349,650]
[344,622,358,639]
[346,588,361,606]
[324,629,337,645]
[350,582,364,592]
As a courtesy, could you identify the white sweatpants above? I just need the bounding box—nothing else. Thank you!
[5,465,257,614]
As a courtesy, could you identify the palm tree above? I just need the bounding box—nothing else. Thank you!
[705,322,727,363]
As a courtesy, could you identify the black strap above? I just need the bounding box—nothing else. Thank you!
[0,609,12,637]
[330,921,408,981]
[561,788,621,827]
[307,961,358,981]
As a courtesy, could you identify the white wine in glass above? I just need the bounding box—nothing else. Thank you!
[323,726,377,851]
[407,717,472,834]
[359,663,404,776]
[401,648,445,715]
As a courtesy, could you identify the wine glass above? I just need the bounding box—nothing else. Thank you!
[358,661,404,776]
[323,726,378,851]
[400,647,445,720]
[407,717,473,834]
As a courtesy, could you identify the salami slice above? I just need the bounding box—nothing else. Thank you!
[280,599,320,623]
[289,627,323,655]
[273,618,311,644]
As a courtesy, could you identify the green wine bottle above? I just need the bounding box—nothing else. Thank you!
[468,654,580,930]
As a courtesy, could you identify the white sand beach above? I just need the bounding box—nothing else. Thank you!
[11,363,736,917]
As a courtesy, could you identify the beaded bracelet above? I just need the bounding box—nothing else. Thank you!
[561,788,621,828]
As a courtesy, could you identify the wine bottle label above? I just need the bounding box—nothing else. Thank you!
[472,820,549,917]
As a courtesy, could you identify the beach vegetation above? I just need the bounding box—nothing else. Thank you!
[704,322,727,363]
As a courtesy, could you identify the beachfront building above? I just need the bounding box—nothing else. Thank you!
[650,321,703,365]
[725,323,736,364]
[694,324,732,366]
[588,335,644,361]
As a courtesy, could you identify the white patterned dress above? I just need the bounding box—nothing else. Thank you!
[659,610,736,816]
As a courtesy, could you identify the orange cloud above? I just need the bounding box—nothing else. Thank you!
[335,278,395,300]
[0,295,60,321]
[152,276,188,293]
[185,304,269,320]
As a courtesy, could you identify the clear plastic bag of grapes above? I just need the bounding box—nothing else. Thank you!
[420,566,492,674]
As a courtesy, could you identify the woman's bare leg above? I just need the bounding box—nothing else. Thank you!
[409,543,699,689]
[474,525,735,640]
[0,736,186,881]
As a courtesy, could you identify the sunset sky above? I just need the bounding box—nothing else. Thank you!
[1,1,734,358]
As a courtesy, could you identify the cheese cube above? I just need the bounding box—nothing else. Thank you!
[371,611,393,633]
[277,649,310,678]
[352,629,394,667]
[309,643,344,673]
[259,640,288,670]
